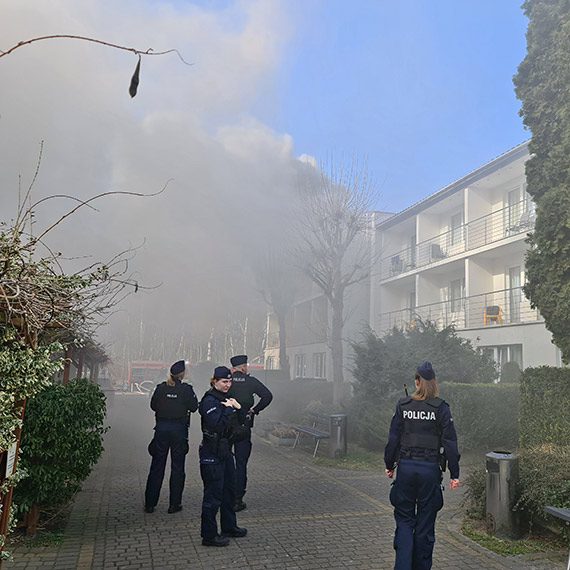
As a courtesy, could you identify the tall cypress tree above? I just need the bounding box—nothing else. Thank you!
[514,0,570,362]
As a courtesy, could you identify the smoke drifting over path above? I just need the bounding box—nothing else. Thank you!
[1,1,307,367]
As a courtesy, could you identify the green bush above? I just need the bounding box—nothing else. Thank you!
[464,463,486,520]
[519,366,570,448]
[440,383,519,452]
[14,378,108,512]
[501,361,521,383]
[346,392,394,451]
[515,445,570,542]
[351,322,497,399]
[463,445,570,544]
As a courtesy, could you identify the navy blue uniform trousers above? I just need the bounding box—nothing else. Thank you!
[234,427,252,499]
[200,456,237,538]
[145,422,189,509]
[389,458,443,570]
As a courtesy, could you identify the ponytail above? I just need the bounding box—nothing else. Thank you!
[167,371,184,386]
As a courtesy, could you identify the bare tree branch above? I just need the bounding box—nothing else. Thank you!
[0,35,192,66]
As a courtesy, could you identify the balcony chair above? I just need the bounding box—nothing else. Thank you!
[484,305,502,325]
[390,256,403,275]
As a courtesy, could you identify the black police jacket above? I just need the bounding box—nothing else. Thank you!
[384,396,460,479]
[150,379,198,423]
[227,371,273,423]
[198,388,241,462]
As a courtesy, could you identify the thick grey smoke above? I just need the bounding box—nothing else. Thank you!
[0,0,306,372]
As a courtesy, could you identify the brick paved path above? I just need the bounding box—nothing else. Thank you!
[6,393,567,569]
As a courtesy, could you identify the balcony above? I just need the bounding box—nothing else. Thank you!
[378,287,540,332]
[378,200,535,281]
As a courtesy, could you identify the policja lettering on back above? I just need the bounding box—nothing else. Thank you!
[402,409,436,420]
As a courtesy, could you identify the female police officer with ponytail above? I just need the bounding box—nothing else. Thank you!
[384,361,460,570]
[144,360,198,514]
[198,366,247,547]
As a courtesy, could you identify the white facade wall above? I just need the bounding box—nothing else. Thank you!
[370,141,560,372]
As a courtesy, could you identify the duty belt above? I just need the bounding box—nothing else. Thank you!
[400,448,439,462]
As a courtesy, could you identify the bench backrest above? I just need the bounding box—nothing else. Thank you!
[307,412,329,428]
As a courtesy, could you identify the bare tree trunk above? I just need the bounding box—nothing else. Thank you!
[331,292,344,403]
[277,312,290,379]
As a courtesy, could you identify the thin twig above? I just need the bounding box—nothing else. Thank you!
[0,35,192,66]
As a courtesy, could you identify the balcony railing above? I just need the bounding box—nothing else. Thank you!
[378,287,540,332]
[379,200,535,280]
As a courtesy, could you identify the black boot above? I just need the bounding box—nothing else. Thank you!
[202,535,230,547]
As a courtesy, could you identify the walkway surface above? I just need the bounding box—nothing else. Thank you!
[6,393,567,570]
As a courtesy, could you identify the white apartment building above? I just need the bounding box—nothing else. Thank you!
[264,275,372,381]
[371,140,561,370]
[264,140,561,380]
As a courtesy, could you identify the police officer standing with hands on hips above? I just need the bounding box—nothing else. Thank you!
[199,366,247,547]
[384,361,460,570]
[227,354,273,512]
[144,360,198,514]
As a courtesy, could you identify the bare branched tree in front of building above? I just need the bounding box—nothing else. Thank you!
[296,158,378,402]
[253,246,299,380]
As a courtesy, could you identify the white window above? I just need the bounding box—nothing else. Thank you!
[294,354,306,378]
[450,212,464,246]
[265,356,275,370]
[313,352,326,378]
[450,278,465,313]
[482,344,523,370]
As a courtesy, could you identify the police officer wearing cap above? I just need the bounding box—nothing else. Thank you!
[144,360,198,514]
[199,366,247,547]
[227,354,273,511]
[384,361,460,570]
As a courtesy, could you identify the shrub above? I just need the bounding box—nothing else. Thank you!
[515,445,570,542]
[464,463,486,520]
[14,378,108,513]
[519,366,570,448]
[346,392,394,451]
[462,445,570,544]
[501,361,521,383]
[440,383,519,452]
[351,321,497,400]
[270,426,296,438]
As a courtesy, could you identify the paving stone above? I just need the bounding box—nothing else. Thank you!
[4,393,568,569]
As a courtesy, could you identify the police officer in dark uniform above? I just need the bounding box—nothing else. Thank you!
[144,360,198,514]
[384,361,460,570]
[227,354,273,511]
[199,366,247,547]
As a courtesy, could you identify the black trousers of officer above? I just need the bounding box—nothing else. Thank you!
[389,458,443,570]
[233,427,252,499]
[145,422,189,509]
[200,455,237,538]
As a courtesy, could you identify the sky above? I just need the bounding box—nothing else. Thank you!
[0,0,530,366]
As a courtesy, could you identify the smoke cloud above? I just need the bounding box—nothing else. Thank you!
[0,0,307,373]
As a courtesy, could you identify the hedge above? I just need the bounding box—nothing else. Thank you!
[519,366,570,448]
[439,382,519,452]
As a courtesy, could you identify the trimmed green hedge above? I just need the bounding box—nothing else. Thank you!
[439,382,519,452]
[14,378,108,513]
[519,366,570,448]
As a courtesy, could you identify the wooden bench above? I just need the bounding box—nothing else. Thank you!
[292,413,330,457]
[544,506,570,570]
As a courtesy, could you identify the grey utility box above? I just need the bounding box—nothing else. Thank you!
[328,414,347,459]
[485,451,520,539]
